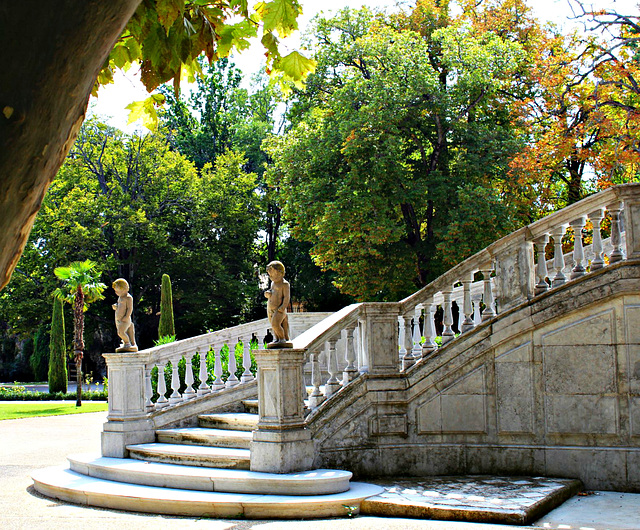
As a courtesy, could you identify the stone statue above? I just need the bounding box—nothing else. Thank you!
[112,278,138,352]
[264,261,292,348]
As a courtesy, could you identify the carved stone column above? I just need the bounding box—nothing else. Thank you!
[360,303,401,375]
[251,348,314,473]
[102,352,155,458]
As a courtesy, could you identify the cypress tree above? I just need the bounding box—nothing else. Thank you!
[48,297,67,393]
[30,327,50,381]
[158,273,175,339]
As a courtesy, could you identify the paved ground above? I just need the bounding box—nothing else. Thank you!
[2,409,640,530]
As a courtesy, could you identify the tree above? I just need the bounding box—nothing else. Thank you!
[0,0,309,292]
[159,274,175,339]
[266,4,527,300]
[53,260,106,406]
[30,327,50,382]
[48,298,67,394]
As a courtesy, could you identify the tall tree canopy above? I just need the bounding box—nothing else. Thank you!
[266,3,529,300]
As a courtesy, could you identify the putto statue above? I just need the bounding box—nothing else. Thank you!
[112,278,138,352]
[264,261,292,348]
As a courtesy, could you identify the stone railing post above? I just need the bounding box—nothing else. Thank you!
[619,192,640,260]
[251,348,314,473]
[493,240,534,311]
[360,303,400,375]
[102,352,155,458]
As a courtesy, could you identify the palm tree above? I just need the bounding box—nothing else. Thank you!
[53,260,106,406]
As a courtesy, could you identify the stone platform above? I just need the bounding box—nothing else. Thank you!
[361,476,582,525]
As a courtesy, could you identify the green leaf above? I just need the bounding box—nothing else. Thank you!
[278,50,316,85]
[156,0,183,34]
[126,96,161,131]
[255,0,301,37]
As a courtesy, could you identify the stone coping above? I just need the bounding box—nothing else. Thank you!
[361,476,582,525]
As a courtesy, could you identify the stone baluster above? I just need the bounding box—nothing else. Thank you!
[241,336,254,383]
[324,338,341,397]
[343,325,358,384]
[144,365,154,412]
[412,305,423,357]
[472,292,482,326]
[441,288,455,344]
[225,340,240,388]
[357,319,368,374]
[398,316,407,364]
[155,362,169,409]
[421,300,437,357]
[589,208,605,271]
[182,352,196,400]
[212,346,225,391]
[551,225,568,287]
[168,357,182,405]
[259,331,267,350]
[309,350,326,409]
[570,216,587,279]
[461,276,475,333]
[481,266,496,321]
[401,313,415,370]
[534,234,550,295]
[197,349,211,396]
[607,202,624,263]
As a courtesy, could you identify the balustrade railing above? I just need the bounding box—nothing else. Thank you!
[291,183,640,414]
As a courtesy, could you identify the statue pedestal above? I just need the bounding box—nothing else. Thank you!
[250,348,314,473]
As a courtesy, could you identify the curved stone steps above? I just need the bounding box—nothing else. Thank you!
[126,442,250,469]
[68,453,352,495]
[156,427,253,449]
[198,412,258,431]
[32,466,383,519]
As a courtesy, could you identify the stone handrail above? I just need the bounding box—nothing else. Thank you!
[287,183,640,414]
[101,313,332,457]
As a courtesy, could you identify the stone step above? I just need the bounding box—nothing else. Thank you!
[242,399,258,414]
[32,467,383,518]
[68,453,353,495]
[198,412,258,432]
[156,427,252,449]
[127,442,250,469]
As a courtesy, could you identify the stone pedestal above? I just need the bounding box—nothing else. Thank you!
[360,303,400,375]
[101,352,155,458]
[250,348,314,473]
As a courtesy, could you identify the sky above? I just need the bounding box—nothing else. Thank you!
[89,0,639,132]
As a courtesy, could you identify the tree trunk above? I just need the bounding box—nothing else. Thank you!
[0,0,142,290]
[74,286,85,407]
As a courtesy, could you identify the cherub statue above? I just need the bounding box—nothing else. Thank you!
[264,261,292,348]
[112,278,138,352]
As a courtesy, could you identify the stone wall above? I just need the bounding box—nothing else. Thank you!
[308,261,640,491]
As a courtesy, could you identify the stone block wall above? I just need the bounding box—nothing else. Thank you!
[308,262,640,491]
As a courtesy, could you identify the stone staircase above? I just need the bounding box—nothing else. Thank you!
[32,398,382,518]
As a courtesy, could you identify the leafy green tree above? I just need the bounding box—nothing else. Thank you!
[266,5,527,300]
[53,260,106,406]
[30,327,50,382]
[159,274,175,339]
[48,298,67,394]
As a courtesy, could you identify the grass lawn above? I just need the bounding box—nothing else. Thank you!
[0,401,108,421]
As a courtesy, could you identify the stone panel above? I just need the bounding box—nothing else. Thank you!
[441,394,487,433]
[417,396,441,434]
[545,447,626,490]
[628,345,640,394]
[630,397,640,437]
[370,414,408,437]
[543,346,617,395]
[445,367,486,395]
[545,395,618,434]
[626,306,640,344]
[541,309,615,346]
[626,450,640,491]
[495,343,534,434]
